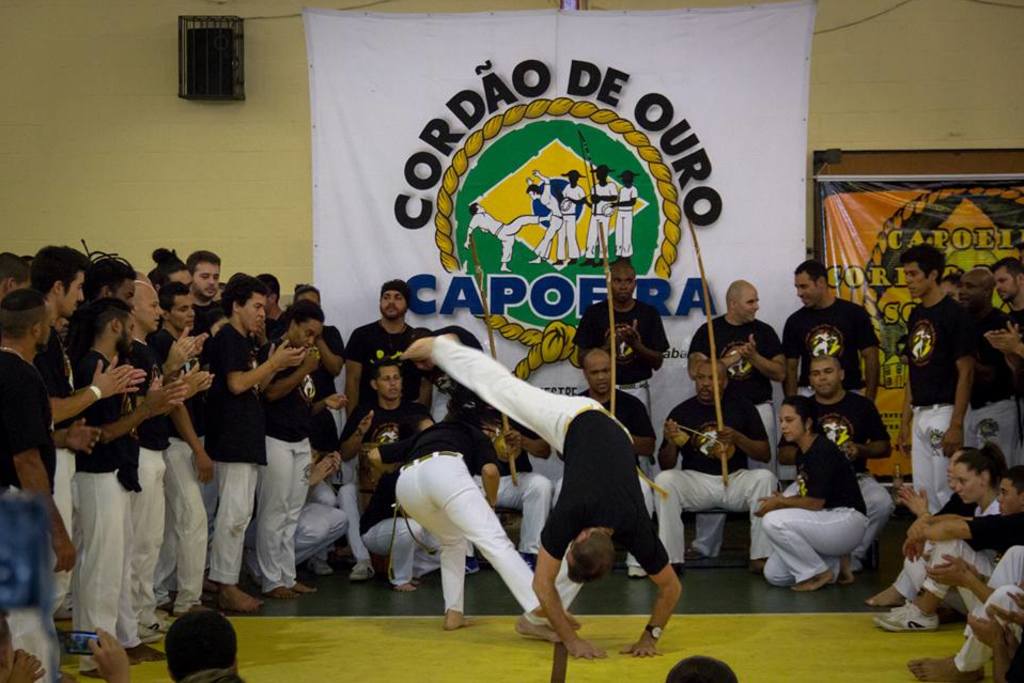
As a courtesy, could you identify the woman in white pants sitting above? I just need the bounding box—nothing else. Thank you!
[369,393,538,630]
[756,396,868,592]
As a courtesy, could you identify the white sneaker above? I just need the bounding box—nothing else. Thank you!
[874,603,938,632]
[349,560,375,582]
[308,557,334,576]
[137,623,163,644]
[627,566,647,579]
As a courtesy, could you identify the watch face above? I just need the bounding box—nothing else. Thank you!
[649,626,662,639]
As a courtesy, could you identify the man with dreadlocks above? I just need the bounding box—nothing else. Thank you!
[368,385,538,631]
[82,248,137,304]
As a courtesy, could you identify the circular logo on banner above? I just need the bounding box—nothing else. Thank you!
[433,100,682,378]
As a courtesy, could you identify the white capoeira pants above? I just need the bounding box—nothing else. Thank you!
[154,437,208,614]
[309,478,370,563]
[691,402,779,557]
[474,473,552,555]
[130,449,166,628]
[921,539,997,611]
[615,211,633,258]
[245,501,348,584]
[52,448,75,612]
[255,437,311,593]
[362,517,442,587]
[71,472,139,671]
[395,453,537,614]
[912,404,954,513]
[584,215,611,258]
[535,214,565,261]
[954,546,1024,672]
[430,334,600,454]
[762,507,868,586]
[208,461,259,585]
[558,216,581,260]
[656,468,776,563]
[965,399,1020,467]
[852,474,894,566]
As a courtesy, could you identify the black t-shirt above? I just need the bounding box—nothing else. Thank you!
[906,296,976,406]
[938,491,976,517]
[259,338,317,443]
[689,317,782,405]
[34,330,75,429]
[782,298,878,390]
[493,420,541,478]
[148,329,206,439]
[379,420,497,476]
[664,395,767,475]
[1008,639,1024,683]
[191,301,220,336]
[967,513,1024,554]
[360,469,401,535]
[541,410,669,575]
[971,308,1014,408]
[309,325,346,452]
[813,392,889,474]
[74,351,140,491]
[130,340,171,452]
[205,325,266,465]
[579,389,655,452]
[0,352,56,491]
[346,321,422,406]
[340,400,432,449]
[793,435,866,514]
[265,316,287,343]
[575,300,669,385]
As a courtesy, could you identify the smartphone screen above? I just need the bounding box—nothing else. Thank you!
[62,631,99,655]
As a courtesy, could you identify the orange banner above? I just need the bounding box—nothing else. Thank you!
[819,181,1024,476]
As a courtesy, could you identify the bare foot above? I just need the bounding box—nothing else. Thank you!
[838,556,855,585]
[444,610,470,631]
[173,604,213,618]
[907,657,982,681]
[515,614,560,642]
[126,643,166,663]
[292,582,317,594]
[393,583,417,592]
[866,585,905,607]
[749,558,767,575]
[791,569,834,592]
[218,584,263,613]
[263,586,300,600]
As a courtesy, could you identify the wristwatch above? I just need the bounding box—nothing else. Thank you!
[645,624,663,640]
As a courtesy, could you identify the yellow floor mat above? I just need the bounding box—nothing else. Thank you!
[70,613,972,682]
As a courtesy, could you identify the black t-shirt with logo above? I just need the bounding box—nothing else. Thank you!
[575,300,669,385]
[971,308,1014,409]
[664,395,767,475]
[794,435,866,514]
[34,330,75,429]
[346,321,422,407]
[148,329,206,439]
[309,325,346,451]
[258,338,319,444]
[906,296,976,407]
[378,420,497,476]
[206,325,266,465]
[813,392,889,474]
[340,400,432,451]
[130,340,171,452]
[74,351,140,491]
[0,352,56,491]
[578,389,655,451]
[689,316,782,405]
[541,410,668,575]
[782,298,878,390]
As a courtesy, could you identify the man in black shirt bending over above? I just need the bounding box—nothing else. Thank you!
[783,260,879,400]
[403,334,680,660]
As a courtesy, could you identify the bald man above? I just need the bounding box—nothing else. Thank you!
[961,267,1020,465]
[687,281,785,559]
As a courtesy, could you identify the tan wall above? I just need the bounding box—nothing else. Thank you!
[2,0,1022,289]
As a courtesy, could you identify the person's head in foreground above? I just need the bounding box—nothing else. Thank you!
[949,443,1006,508]
[665,655,738,683]
[778,395,818,448]
[567,526,616,583]
[166,611,239,682]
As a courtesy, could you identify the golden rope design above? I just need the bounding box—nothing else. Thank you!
[433,97,683,379]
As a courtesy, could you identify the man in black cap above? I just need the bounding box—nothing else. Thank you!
[345,279,429,410]
[583,164,619,266]
[615,170,638,258]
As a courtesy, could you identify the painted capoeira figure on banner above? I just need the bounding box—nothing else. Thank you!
[464,202,540,273]
[530,171,565,265]
[583,164,619,266]
[558,170,586,264]
[614,170,638,258]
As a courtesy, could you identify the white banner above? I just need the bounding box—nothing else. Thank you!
[305,4,814,432]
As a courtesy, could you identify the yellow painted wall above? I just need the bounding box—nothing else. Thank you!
[2,0,1022,291]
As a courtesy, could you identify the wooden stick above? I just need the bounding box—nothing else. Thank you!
[595,224,617,415]
[685,217,729,487]
[550,642,568,683]
[468,234,518,485]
